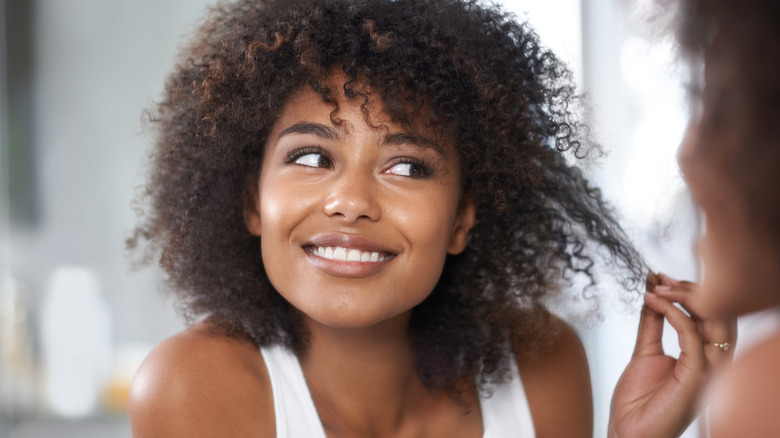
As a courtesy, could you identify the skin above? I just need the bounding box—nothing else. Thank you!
[129,78,593,437]
[677,114,780,319]
[245,82,473,330]
[708,332,780,437]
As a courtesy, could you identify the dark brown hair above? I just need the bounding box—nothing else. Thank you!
[130,0,645,393]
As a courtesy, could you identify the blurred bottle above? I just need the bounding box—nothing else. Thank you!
[40,266,112,418]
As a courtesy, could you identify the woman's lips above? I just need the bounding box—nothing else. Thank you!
[302,234,397,277]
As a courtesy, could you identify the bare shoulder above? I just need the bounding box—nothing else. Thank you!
[710,331,780,438]
[516,315,593,438]
[128,321,275,438]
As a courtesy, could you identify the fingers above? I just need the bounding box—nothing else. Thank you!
[652,273,697,309]
[643,292,706,375]
[700,319,736,372]
[649,272,736,370]
[645,271,661,292]
[699,316,737,367]
[634,272,689,358]
[633,295,666,358]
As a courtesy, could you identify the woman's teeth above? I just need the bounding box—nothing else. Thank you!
[314,247,387,262]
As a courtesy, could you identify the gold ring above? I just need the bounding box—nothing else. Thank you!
[711,342,731,352]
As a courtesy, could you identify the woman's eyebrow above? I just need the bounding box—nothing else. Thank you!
[382,132,445,156]
[277,122,445,155]
[277,122,340,141]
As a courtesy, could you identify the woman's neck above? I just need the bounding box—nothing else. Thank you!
[298,312,450,437]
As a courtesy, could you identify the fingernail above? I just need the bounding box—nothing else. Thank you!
[655,285,672,291]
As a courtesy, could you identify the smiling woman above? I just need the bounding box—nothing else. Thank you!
[245,81,472,329]
[126,0,650,436]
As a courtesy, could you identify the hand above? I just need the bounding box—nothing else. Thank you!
[651,274,735,376]
[608,273,736,438]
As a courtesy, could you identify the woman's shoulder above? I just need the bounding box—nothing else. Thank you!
[515,315,592,438]
[709,330,780,437]
[128,321,275,437]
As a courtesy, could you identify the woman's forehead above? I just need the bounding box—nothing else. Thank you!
[280,77,456,154]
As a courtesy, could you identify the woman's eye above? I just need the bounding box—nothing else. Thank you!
[294,153,330,168]
[387,162,426,178]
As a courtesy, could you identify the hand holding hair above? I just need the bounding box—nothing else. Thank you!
[608,272,736,437]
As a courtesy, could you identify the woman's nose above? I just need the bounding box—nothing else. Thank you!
[323,169,382,222]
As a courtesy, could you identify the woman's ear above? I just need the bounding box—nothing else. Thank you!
[243,182,263,237]
[447,190,476,255]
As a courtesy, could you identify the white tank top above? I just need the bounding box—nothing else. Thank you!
[260,345,536,438]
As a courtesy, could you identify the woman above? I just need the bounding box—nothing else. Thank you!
[127,0,648,436]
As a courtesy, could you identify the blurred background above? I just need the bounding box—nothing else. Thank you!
[2,0,778,437]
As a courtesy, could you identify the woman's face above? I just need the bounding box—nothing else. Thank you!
[245,81,474,329]
[678,113,780,318]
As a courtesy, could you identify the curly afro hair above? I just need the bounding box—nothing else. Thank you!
[130,0,646,393]
[674,0,780,249]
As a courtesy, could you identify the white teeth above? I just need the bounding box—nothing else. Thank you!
[313,246,387,263]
